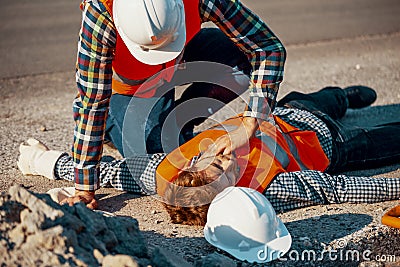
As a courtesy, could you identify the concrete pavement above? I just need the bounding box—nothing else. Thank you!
[0,0,399,265]
[1,30,399,266]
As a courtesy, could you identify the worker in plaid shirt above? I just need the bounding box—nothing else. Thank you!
[18,86,400,218]
[68,0,286,207]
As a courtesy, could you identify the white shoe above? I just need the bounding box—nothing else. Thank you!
[17,138,65,179]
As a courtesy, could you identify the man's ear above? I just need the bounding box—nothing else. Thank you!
[178,159,193,174]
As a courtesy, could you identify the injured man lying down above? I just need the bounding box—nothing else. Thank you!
[18,86,400,226]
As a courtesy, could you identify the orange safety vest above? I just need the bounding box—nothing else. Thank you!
[97,0,202,97]
[156,116,330,196]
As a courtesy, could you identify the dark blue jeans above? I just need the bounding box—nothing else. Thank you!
[105,28,251,156]
[277,87,400,172]
[105,90,179,156]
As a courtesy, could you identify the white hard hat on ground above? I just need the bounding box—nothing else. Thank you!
[113,0,186,65]
[204,187,292,263]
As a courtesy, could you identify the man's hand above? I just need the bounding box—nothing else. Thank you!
[211,117,259,156]
[60,190,98,210]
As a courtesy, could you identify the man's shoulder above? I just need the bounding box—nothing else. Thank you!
[272,107,325,127]
[273,107,297,116]
[273,107,313,116]
[198,0,238,9]
[82,0,110,14]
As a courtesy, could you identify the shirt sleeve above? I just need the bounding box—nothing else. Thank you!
[55,153,166,195]
[73,0,116,191]
[265,170,400,213]
[199,0,286,120]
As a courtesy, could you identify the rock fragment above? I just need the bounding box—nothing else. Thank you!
[0,185,189,267]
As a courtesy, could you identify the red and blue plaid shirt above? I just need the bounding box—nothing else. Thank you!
[74,0,286,191]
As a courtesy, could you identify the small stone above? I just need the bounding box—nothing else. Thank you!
[303,240,313,247]
[40,125,47,132]
[151,210,158,214]
[355,64,361,70]
[9,225,26,248]
[93,249,104,263]
[0,239,7,247]
[75,258,87,267]
[155,219,163,224]
[169,229,178,237]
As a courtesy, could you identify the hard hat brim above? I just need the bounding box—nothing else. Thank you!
[117,18,186,66]
[204,217,292,263]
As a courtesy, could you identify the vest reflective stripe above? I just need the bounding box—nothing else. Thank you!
[255,131,290,169]
[111,73,165,97]
[96,0,201,96]
[280,132,308,170]
[156,116,330,197]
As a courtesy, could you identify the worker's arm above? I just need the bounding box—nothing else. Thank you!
[69,0,116,207]
[199,0,286,154]
[265,170,400,213]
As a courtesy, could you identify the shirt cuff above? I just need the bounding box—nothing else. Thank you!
[243,92,272,120]
[74,167,100,192]
[243,84,279,120]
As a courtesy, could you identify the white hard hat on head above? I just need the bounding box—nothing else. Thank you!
[113,0,186,65]
[204,187,292,263]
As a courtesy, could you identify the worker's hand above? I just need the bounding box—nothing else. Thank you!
[209,117,259,156]
[60,190,98,210]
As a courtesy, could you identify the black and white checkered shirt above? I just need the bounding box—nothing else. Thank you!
[55,107,400,211]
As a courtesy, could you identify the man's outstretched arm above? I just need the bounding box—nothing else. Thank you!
[265,170,400,213]
[55,153,165,196]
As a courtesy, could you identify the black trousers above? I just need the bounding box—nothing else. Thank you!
[277,87,400,172]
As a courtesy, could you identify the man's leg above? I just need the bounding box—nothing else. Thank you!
[276,86,399,171]
[330,121,400,171]
[105,89,180,156]
[277,85,377,120]
[277,86,349,120]
[173,28,252,140]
